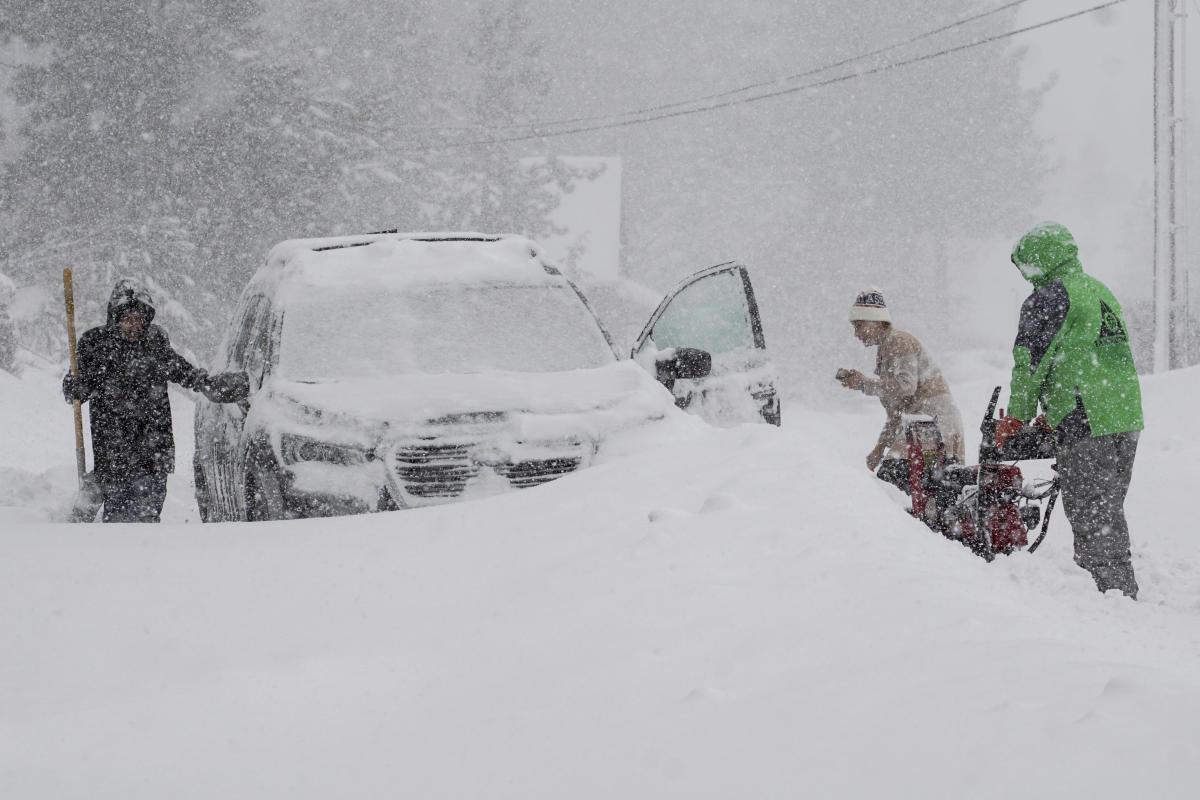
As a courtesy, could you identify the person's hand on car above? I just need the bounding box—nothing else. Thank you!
[202,372,251,404]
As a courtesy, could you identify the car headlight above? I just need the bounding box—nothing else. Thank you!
[280,433,372,466]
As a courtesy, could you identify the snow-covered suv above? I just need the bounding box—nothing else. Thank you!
[193,232,778,520]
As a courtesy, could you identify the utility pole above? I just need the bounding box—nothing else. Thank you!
[1154,0,1189,371]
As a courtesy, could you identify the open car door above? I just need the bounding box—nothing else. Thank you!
[633,261,780,426]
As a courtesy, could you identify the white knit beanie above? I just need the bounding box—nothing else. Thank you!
[849,286,891,323]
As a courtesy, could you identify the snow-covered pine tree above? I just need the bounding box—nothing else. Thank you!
[423,0,593,240]
[0,0,346,357]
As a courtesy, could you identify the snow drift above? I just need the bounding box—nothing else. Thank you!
[2,352,1199,799]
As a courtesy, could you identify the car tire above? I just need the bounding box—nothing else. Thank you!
[193,456,213,523]
[245,455,290,521]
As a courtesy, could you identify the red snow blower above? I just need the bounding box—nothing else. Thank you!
[895,387,1059,561]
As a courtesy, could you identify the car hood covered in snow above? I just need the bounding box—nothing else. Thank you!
[241,359,686,510]
[264,359,675,433]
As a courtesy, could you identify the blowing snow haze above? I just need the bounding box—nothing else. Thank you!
[520,0,1200,390]
[4,3,1200,797]
[4,0,1200,404]
[10,0,1177,394]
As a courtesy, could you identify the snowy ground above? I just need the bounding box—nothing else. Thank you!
[2,349,1199,799]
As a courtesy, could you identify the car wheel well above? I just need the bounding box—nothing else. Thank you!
[244,442,290,521]
[193,454,213,522]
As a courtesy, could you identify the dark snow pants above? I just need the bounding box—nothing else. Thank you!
[1056,431,1139,599]
[101,474,168,523]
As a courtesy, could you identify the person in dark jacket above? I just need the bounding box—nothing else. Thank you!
[995,223,1143,599]
[62,278,249,522]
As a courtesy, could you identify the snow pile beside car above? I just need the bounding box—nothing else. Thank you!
[3,360,1200,798]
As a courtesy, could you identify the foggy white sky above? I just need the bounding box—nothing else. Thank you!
[499,0,1197,381]
[1015,0,1195,300]
[524,0,1196,294]
[4,2,1194,281]
[530,0,1195,275]
[3,0,1197,381]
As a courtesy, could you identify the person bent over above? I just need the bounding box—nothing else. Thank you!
[838,287,965,488]
[62,278,249,522]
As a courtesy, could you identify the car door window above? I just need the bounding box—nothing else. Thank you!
[244,311,273,391]
[638,267,756,356]
[228,297,267,369]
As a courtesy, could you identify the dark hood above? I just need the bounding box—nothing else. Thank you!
[106,278,157,328]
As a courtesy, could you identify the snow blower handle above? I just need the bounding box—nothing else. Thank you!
[983,386,1001,425]
[1027,477,1060,554]
[978,386,1002,463]
[63,268,86,484]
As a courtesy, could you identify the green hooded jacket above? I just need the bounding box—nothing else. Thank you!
[1008,223,1143,439]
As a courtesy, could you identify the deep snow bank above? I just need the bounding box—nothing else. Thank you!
[2,353,1199,799]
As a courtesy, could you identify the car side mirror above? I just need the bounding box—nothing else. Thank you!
[654,346,712,389]
[673,347,712,380]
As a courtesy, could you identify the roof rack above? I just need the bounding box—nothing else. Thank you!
[310,233,506,253]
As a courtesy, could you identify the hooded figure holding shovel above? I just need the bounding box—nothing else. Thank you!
[62,277,249,522]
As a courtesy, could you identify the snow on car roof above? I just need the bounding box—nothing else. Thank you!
[259,233,563,298]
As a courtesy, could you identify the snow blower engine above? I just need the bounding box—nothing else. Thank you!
[883,387,1060,561]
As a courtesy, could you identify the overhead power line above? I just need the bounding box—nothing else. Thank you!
[393,0,1040,135]
[416,0,1132,152]
[500,0,1042,132]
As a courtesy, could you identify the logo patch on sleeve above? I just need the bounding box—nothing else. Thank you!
[1096,301,1128,346]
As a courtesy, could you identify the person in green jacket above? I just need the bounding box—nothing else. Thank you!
[996,222,1143,598]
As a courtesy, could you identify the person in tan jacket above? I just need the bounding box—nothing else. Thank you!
[837,287,965,476]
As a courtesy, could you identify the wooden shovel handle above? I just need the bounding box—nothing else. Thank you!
[63,268,86,482]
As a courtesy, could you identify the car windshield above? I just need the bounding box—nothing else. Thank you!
[277,283,615,380]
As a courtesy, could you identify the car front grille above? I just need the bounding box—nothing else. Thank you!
[394,443,479,497]
[495,457,582,489]
[393,442,584,498]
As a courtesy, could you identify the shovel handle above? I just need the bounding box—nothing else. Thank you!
[63,269,87,482]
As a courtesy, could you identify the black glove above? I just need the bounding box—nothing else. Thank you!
[62,373,90,403]
[202,371,251,404]
[183,366,209,390]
